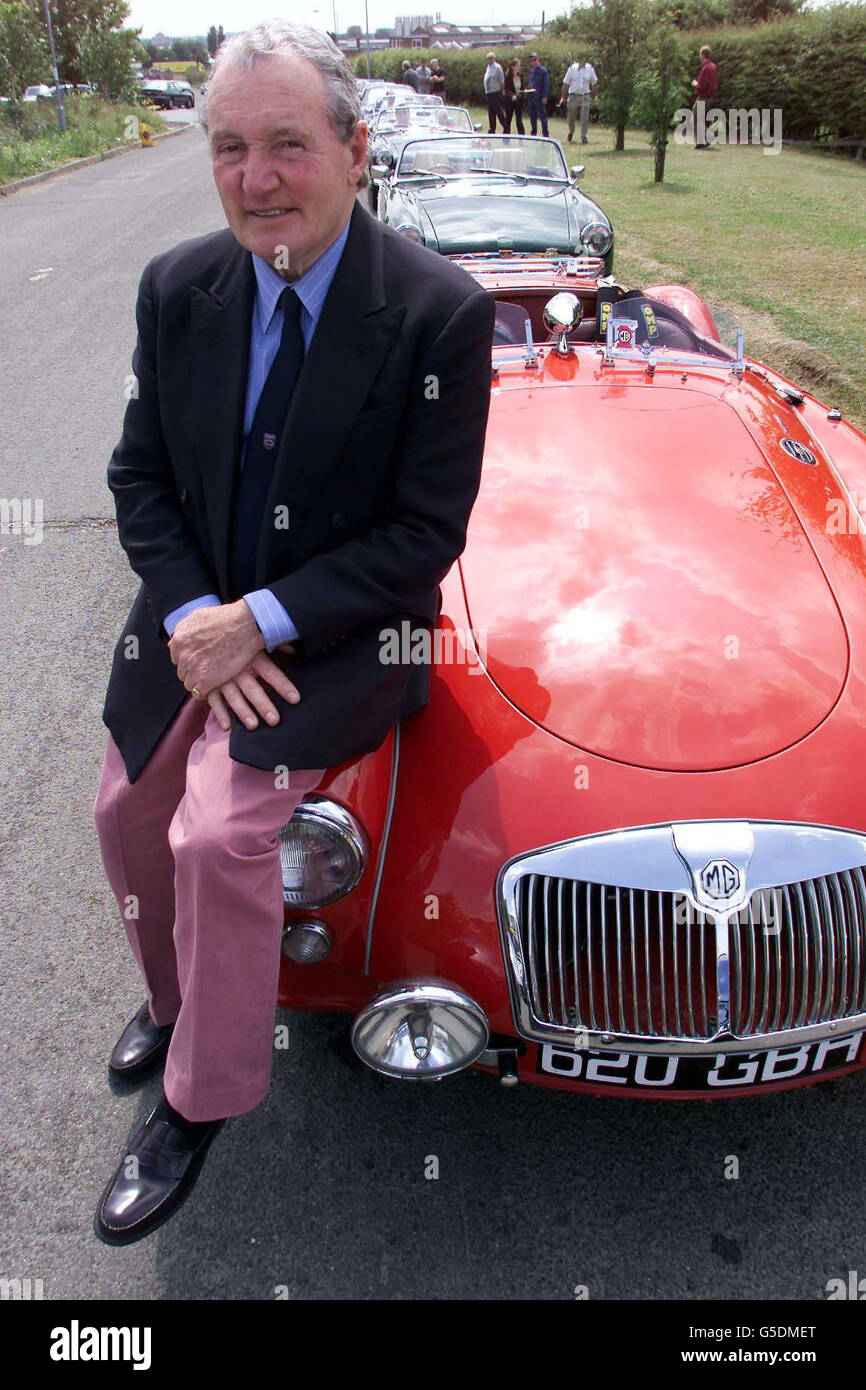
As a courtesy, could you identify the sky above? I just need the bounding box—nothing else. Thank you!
[125,2,559,41]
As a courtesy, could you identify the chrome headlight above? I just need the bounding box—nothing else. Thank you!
[581,221,612,256]
[351,980,489,1080]
[395,223,424,243]
[279,796,368,909]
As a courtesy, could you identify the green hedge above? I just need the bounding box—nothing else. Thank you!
[686,6,866,140]
[357,3,866,141]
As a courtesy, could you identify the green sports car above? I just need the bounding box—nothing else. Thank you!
[372,134,613,269]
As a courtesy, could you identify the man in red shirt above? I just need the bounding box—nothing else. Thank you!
[692,45,719,149]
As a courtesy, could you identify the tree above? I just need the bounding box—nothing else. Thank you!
[660,0,733,27]
[27,0,134,84]
[0,2,49,101]
[632,14,689,181]
[582,0,646,151]
[729,0,804,20]
[78,24,140,98]
[207,24,218,56]
[217,24,224,46]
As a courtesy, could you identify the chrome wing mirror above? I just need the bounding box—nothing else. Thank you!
[543,292,583,356]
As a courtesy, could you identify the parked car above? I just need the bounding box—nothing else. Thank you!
[47,82,93,98]
[363,85,444,121]
[273,258,866,1100]
[367,105,478,211]
[22,84,53,102]
[372,133,614,268]
[136,78,194,109]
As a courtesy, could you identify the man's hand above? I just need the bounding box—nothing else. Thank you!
[168,599,268,696]
[205,651,301,731]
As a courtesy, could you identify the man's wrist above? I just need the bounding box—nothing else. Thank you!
[240,597,268,649]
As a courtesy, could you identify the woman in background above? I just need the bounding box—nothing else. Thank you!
[503,58,525,135]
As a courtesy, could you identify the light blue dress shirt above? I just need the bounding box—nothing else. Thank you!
[163,216,352,650]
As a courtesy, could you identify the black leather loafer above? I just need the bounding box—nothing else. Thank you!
[94,1100,224,1246]
[109,1002,175,1080]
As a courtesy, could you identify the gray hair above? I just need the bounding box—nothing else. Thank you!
[202,20,360,141]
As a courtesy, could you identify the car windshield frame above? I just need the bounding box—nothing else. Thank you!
[395,134,569,183]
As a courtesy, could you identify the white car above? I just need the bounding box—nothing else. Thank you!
[23,85,53,102]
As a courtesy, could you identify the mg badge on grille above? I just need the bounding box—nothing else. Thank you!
[700,859,740,901]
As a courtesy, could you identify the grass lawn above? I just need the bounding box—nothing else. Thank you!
[464,105,866,432]
[0,98,167,186]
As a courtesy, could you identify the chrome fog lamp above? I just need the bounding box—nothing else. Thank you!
[281,919,333,964]
[279,796,368,909]
[396,223,423,243]
[581,221,612,256]
[351,980,490,1080]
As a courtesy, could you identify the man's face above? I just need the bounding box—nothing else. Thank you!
[208,54,367,278]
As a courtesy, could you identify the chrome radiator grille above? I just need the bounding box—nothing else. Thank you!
[517,876,717,1038]
[513,866,866,1044]
[728,874,866,1035]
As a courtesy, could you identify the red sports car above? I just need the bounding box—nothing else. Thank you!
[275,255,866,1101]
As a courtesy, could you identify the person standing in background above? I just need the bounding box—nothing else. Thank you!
[401,59,419,91]
[561,54,597,144]
[483,51,506,133]
[691,45,719,148]
[416,57,432,94]
[527,53,550,137]
[503,58,525,135]
[429,57,446,101]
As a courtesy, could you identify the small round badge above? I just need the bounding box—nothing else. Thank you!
[779,438,817,465]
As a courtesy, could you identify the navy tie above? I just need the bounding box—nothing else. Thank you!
[230,286,304,599]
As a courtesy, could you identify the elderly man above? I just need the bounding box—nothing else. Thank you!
[92,21,494,1245]
[483,51,506,133]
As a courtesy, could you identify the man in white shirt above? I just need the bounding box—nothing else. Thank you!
[561,56,597,144]
[483,51,506,133]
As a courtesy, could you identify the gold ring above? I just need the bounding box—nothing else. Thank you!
[191,685,202,700]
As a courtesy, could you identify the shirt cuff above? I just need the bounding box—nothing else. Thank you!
[163,594,221,637]
[243,589,300,652]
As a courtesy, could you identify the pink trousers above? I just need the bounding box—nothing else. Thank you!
[93,695,325,1120]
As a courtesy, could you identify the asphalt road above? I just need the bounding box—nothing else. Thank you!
[1,127,865,1303]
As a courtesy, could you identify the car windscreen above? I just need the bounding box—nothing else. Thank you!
[396,136,568,180]
[376,106,472,135]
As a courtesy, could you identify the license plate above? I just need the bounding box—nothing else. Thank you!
[537,1031,865,1090]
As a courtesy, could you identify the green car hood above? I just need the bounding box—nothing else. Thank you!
[410,183,577,254]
